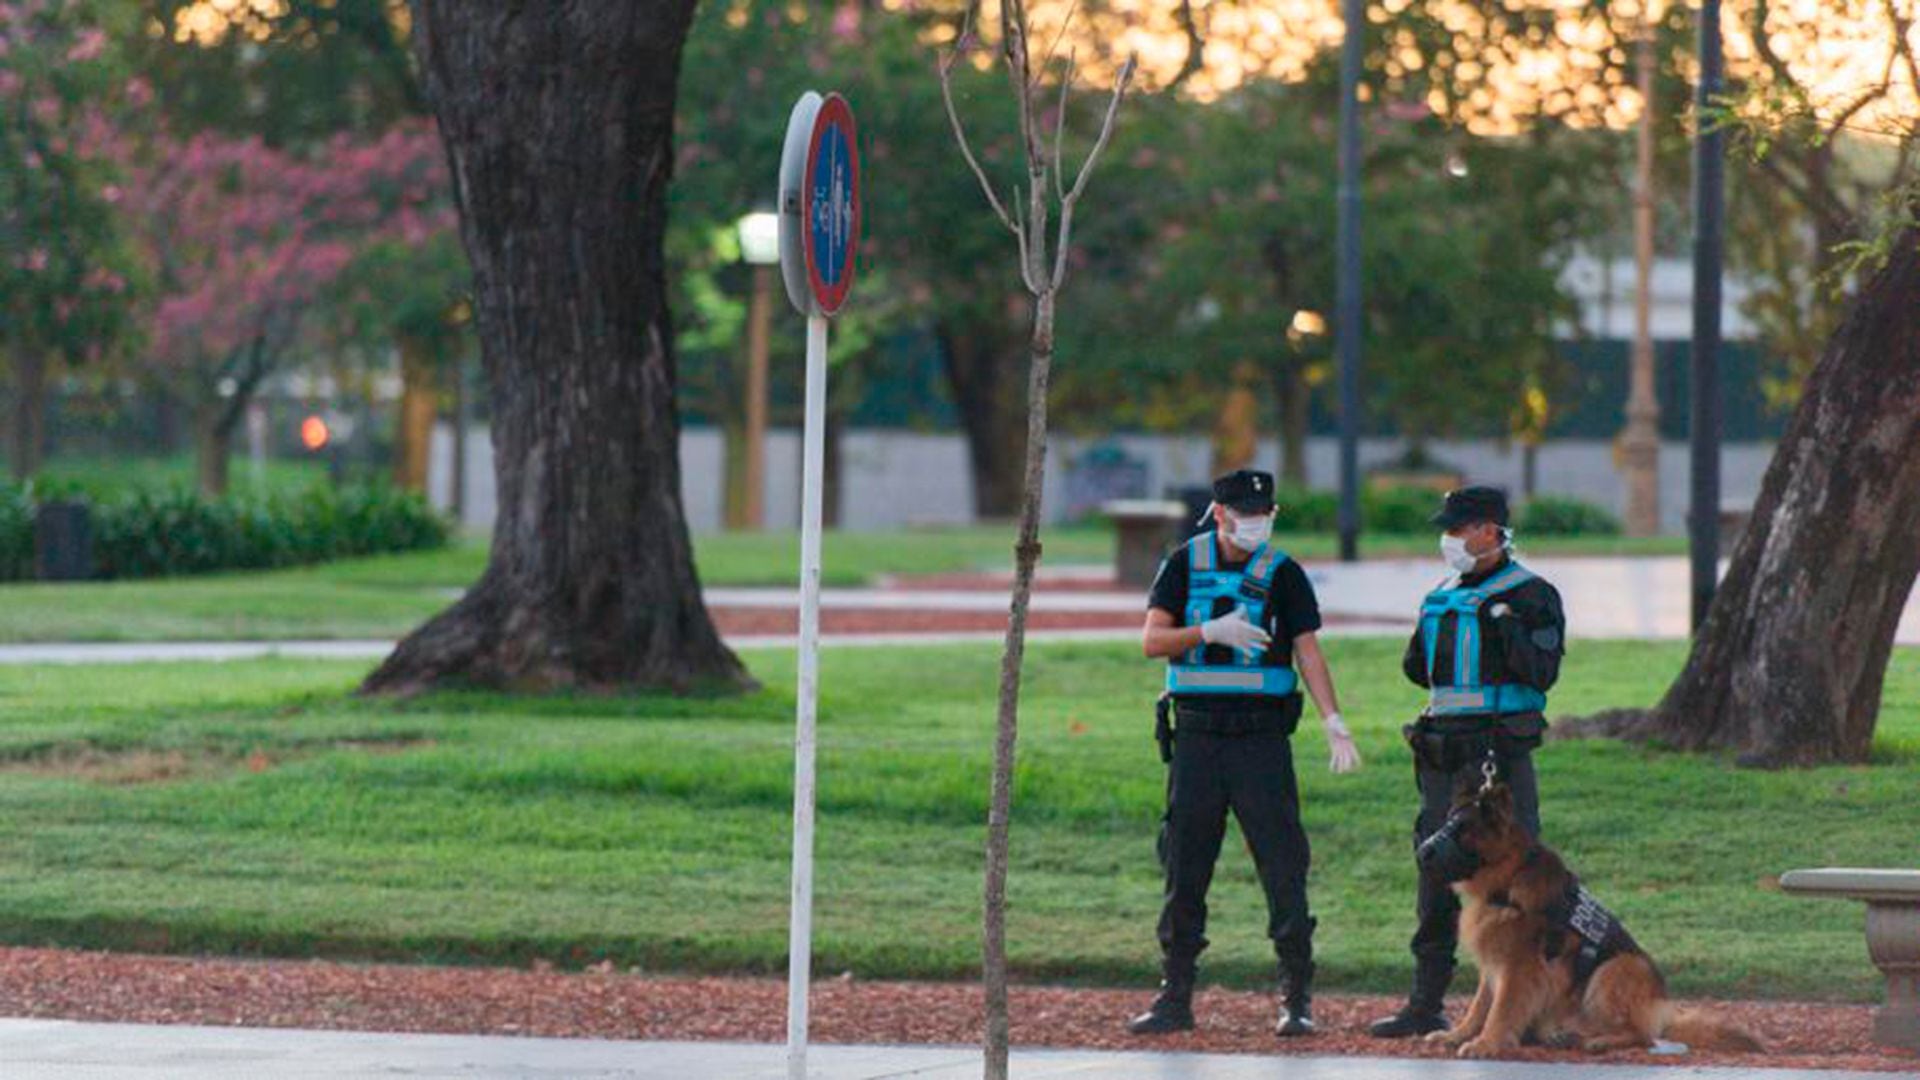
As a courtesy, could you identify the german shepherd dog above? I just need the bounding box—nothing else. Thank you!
[1416,782,1765,1059]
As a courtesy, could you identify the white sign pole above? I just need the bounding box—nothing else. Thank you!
[786,311,829,1080]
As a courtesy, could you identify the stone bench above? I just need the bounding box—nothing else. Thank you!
[1101,499,1188,588]
[1779,868,1920,1050]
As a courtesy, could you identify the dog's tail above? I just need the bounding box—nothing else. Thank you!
[1658,1004,1765,1053]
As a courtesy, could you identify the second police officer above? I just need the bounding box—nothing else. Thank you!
[1128,469,1363,1039]
[1368,485,1567,1039]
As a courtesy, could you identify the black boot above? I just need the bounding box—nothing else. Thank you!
[1127,956,1197,1035]
[1273,957,1315,1037]
[1367,959,1453,1038]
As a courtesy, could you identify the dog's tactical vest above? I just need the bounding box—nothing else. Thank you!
[1542,877,1640,991]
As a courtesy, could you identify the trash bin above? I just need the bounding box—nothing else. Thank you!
[34,500,95,581]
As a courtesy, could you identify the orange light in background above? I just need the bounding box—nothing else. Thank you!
[300,415,330,452]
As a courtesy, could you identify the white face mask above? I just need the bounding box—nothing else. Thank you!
[1225,511,1273,550]
[1440,533,1478,573]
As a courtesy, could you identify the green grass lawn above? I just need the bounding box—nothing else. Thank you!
[0,526,1684,644]
[0,638,1910,1001]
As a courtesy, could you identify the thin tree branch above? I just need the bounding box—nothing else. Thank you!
[1052,52,1074,205]
[1040,0,1080,74]
[1890,0,1920,102]
[1749,0,1813,109]
[939,12,1022,238]
[1063,55,1137,207]
[1168,0,1206,91]
[1051,53,1136,293]
[1819,56,1894,146]
[1003,0,1042,186]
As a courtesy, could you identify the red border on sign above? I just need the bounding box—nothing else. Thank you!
[801,93,860,317]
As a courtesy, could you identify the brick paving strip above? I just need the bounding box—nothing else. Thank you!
[0,948,1910,1072]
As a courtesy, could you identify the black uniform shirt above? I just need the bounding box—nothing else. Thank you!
[1148,532,1322,718]
[1402,553,1565,727]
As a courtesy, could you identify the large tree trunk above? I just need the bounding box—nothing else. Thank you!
[9,351,47,483]
[938,320,1024,519]
[364,1,747,695]
[1211,360,1259,475]
[1566,229,1920,766]
[392,334,438,493]
[196,397,236,495]
[1275,357,1310,487]
[1261,233,1309,487]
[720,415,749,530]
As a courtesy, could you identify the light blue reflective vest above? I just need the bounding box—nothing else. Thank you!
[1419,560,1547,717]
[1165,533,1299,698]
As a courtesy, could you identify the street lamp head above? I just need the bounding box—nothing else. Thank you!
[738,210,781,266]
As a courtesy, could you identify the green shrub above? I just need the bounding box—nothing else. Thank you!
[89,484,451,580]
[1517,495,1622,537]
[1362,486,1438,533]
[1271,487,1338,532]
[0,483,32,582]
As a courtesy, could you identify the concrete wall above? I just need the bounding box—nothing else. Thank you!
[431,424,1774,537]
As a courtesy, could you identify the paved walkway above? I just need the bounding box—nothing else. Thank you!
[0,1022,1890,1079]
[4,557,1917,666]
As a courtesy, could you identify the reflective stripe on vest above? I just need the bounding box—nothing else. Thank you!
[1419,561,1544,717]
[1169,534,1298,697]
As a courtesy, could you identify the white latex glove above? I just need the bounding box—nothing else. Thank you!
[1200,607,1271,658]
[1323,713,1362,774]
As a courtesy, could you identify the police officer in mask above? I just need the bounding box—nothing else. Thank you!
[1368,485,1566,1039]
[1128,469,1362,1039]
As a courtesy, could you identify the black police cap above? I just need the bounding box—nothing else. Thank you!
[1212,469,1277,513]
[1430,485,1510,528]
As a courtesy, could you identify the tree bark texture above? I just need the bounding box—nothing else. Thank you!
[1566,230,1920,766]
[364,1,747,694]
[1276,358,1310,487]
[194,408,232,497]
[392,334,438,493]
[982,287,1052,1080]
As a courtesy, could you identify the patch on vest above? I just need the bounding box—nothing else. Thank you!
[1567,885,1617,948]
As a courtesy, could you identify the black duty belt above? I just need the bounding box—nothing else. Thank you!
[1172,702,1290,735]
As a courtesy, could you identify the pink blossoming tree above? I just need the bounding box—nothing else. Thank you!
[127,120,455,494]
[0,0,147,480]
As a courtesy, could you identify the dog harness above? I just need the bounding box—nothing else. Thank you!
[1488,850,1641,993]
[1166,534,1298,697]
[1419,561,1546,717]
[1543,875,1640,992]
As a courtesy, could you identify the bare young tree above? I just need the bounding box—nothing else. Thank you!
[938,5,1134,1077]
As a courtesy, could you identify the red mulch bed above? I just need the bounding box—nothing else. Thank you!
[707,606,1390,636]
[710,607,1139,635]
[0,948,1912,1071]
[883,572,1130,593]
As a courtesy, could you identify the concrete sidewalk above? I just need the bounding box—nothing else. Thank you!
[3,556,1916,666]
[0,1022,1891,1079]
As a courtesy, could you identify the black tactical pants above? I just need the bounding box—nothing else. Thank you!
[1409,741,1541,966]
[1157,728,1314,966]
